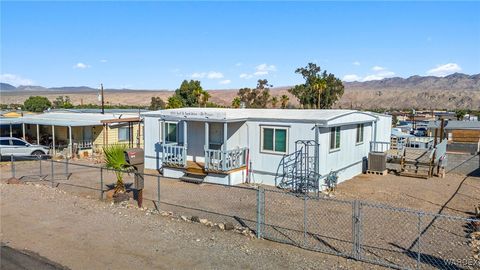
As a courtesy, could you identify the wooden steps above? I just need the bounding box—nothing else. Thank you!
[185,161,206,175]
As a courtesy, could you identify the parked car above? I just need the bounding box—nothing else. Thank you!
[0,137,50,160]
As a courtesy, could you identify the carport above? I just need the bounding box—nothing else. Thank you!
[0,113,123,157]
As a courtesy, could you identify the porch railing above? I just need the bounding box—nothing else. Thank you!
[162,143,186,167]
[74,140,93,149]
[205,147,248,172]
[369,141,391,153]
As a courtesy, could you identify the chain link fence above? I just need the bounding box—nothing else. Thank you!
[2,156,479,270]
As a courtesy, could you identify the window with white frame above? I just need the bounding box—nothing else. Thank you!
[118,126,130,142]
[165,122,177,143]
[356,123,364,144]
[261,126,288,154]
[330,126,341,150]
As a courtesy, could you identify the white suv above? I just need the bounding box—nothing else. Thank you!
[0,137,50,159]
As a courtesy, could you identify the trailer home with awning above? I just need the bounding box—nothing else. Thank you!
[142,108,391,189]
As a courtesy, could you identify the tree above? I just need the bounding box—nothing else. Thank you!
[232,97,241,108]
[280,95,289,109]
[53,96,74,109]
[271,96,278,108]
[455,109,466,120]
[235,79,272,108]
[149,97,166,110]
[200,91,211,107]
[103,144,132,195]
[23,96,52,112]
[288,63,344,109]
[174,80,204,107]
[167,95,183,109]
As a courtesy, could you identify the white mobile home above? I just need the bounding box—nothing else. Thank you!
[142,108,391,189]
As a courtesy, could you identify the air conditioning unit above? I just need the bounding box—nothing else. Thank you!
[368,152,387,172]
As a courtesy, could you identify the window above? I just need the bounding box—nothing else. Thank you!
[330,126,341,150]
[11,139,27,146]
[0,139,9,146]
[356,124,364,144]
[261,126,288,154]
[118,126,130,142]
[166,122,177,143]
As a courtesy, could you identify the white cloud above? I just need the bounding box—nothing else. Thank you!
[372,66,385,72]
[343,74,362,82]
[0,73,34,86]
[239,73,253,79]
[235,62,243,66]
[219,79,231,85]
[207,71,224,79]
[191,71,224,79]
[74,62,90,69]
[100,59,108,63]
[254,63,276,76]
[191,72,206,78]
[363,71,395,81]
[240,63,277,79]
[353,61,361,66]
[426,63,462,77]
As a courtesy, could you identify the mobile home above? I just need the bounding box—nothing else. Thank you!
[142,108,391,188]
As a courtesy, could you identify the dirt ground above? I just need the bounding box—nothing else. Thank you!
[1,183,376,270]
[1,159,479,269]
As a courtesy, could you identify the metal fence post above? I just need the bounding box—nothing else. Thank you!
[256,187,265,238]
[352,200,361,260]
[10,154,15,178]
[416,213,422,269]
[39,158,42,175]
[157,175,161,209]
[51,159,54,187]
[100,167,104,200]
[303,194,307,247]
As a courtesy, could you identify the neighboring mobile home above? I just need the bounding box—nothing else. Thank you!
[142,108,391,188]
[0,110,144,157]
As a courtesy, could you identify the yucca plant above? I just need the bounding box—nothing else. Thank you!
[103,144,132,194]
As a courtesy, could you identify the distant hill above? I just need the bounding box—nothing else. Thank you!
[1,73,479,110]
[344,73,480,91]
[0,83,16,91]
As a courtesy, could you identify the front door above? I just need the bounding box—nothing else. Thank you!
[209,123,224,150]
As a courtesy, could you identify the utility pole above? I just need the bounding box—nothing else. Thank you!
[100,83,105,114]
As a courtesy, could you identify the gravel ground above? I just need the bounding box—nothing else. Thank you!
[1,159,479,269]
[0,183,378,270]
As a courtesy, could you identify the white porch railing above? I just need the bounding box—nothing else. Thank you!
[204,147,248,172]
[74,140,93,149]
[162,143,187,167]
[369,141,391,152]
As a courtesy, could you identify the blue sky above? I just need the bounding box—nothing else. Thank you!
[1,1,479,90]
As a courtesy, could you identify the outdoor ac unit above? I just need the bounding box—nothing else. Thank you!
[368,152,387,172]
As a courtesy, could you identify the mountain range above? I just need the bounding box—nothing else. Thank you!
[1,73,479,110]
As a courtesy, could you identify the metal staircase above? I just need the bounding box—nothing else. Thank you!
[277,140,320,194]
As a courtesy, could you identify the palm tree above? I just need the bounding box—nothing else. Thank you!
[312,78,327,109]
[103,144,131,194]
[193,88,203,107]
[271,96,278,108]
[232,97,241,108]
[201,91,211,107]
[280,95,289,109]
